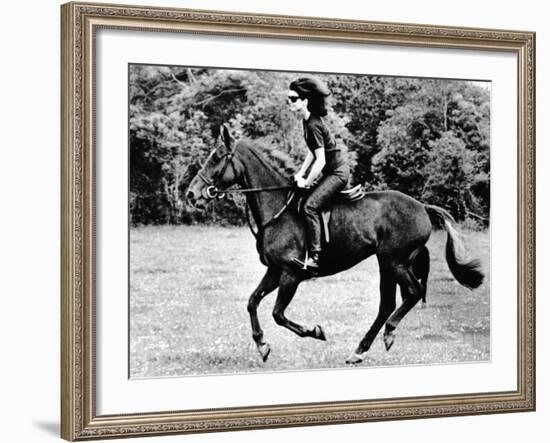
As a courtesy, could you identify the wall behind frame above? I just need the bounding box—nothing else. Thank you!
[0,0,545,442]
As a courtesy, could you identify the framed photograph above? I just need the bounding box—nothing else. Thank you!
[61,1,535,440]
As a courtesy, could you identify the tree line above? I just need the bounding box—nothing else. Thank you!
[130,65,490,227]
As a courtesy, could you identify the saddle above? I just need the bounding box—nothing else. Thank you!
[295,184,365,244]
[337,184,365,203]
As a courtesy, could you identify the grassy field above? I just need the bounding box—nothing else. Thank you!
[129,225,490,378]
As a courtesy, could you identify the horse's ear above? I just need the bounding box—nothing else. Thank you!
[219,124,233,149]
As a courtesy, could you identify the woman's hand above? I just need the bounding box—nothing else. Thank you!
[301,148,325,188]
[295,176,308,188]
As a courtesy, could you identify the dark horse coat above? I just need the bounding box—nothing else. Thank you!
[186,125,484,364]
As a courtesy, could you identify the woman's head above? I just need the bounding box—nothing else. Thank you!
[288,76,330,117]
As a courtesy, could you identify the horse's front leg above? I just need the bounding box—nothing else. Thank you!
[247,267,281,361]
[272,271,327,341]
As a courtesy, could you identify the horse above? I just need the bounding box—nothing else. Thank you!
[185,124,484,364]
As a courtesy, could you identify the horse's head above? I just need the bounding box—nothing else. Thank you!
[186,124,242,209]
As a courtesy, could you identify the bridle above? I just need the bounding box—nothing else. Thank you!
[196,146,237,200]
[195,145,295,236]
[196,146,293,200]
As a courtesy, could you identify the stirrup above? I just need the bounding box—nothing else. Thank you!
[291,250,320,272]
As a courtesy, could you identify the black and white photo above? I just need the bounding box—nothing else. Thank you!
[129,66,490,378]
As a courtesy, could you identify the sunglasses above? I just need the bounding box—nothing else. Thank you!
[287,95,300,103]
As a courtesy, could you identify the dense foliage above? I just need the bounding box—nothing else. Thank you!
[130,66,490,226]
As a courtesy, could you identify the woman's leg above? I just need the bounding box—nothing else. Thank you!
[302,174,347,259]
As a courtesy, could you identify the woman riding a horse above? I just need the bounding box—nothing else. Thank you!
[288,76,350,271]
[185,82,484,364]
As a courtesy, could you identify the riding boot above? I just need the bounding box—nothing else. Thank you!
[307,250,320,270]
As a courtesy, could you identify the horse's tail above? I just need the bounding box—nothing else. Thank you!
[424,204,484,290]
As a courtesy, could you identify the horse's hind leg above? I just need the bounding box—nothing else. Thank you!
[383,263,425,351]
[346,267,397,364]
[247,267,281,362]
[272,271,326,341]
[412,246,430,307]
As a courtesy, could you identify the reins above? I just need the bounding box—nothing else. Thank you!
[244,189,296,239]
[197,148,294,198]
[222,184,296,239]
[219,185,294,194]
[200,182,294,200]
[197,144,296,237]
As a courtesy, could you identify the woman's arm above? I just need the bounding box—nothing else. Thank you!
[303,148,325,187]
[296,151,314,179]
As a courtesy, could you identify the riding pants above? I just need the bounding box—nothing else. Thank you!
[303,173,348,254]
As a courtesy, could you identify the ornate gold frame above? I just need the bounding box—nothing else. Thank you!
[61,1,536,440]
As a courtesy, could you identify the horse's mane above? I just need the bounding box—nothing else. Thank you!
[236,137,297,179]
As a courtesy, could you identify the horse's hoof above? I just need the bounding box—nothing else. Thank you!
[421,301,427,309]
[313,325,326,341]
[345,352,366,365]
[258,343,271,362]
[384,331,395,351]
